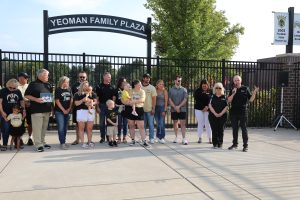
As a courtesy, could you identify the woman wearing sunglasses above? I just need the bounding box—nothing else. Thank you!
[208,82,228,149]
[0,79,25,151]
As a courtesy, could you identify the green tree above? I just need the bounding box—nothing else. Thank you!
[145,0,244,60]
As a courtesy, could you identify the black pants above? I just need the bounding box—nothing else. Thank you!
[231,112,248,147]
[209,114,227,147]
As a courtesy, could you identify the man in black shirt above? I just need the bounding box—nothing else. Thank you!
[95,72,116,143]
[71,71,88,145]
[227,75,258,152]
[25,69,53,152]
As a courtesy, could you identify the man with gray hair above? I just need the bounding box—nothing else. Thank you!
[25,69,53,152]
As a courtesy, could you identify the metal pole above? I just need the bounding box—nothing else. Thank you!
[222,59,226,86]
[146,17,152,74]
[286,7,294,53]
[43,10,49,69]
[83,52,86,71]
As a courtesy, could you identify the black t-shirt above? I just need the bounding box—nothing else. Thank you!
[115,88,123,105]
[106,109,117,126]
[95,83,116,104]
[54,87,73,112]
[71,82,81,95]
[194,88,212,110]
[210,95,228,114]
[73,92,96,110]
[229,85,252,114]
[0,88,23,115]
[24,79,53,114]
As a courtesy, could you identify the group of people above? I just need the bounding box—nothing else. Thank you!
[0,68,258,152]
[194,76,258,152]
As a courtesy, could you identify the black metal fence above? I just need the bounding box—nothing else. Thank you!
[1,50,300,129]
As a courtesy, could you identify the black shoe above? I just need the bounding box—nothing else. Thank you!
[228,145,237,150]
[44,144,51,149]
[142,141,151,148]
[243,147,248,152]
[113,141,118,147]
[37,146,44,152]
[27,138,34,146]
[108,141,113,147]
[100,138,105,143]
[218,144,223,148]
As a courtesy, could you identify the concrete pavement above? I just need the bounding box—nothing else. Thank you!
[0,128,300,200]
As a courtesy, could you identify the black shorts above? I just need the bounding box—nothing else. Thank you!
[72,108,77,123]
[124,106,144,120]
[171,112,186,120]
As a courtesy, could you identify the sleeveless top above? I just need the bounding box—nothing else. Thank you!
[156,91,165,106]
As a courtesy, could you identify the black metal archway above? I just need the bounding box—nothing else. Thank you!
[43,10,152,73]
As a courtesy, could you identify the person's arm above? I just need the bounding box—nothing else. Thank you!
[55,99,67,113]
[227,88,236,103]
[219,106,229,117]
[151,94,157,115]
[164,90,168,112]
[0,98,6,117]
[249,86,259,102]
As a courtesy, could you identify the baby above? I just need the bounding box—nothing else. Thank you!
[121,82,138,116]
[85,86,95,114]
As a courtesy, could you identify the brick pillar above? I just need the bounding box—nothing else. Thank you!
[258,53,300,128]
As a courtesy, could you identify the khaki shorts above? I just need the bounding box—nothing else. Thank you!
[106,126,117,136]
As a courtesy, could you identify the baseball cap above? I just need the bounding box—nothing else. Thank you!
[143,73,151,78]
[18,72,29,79]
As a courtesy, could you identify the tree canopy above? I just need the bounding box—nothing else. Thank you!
[145,0,244,60]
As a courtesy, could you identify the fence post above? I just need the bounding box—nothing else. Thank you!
[156,56,160,80]
[83,52,86,71]
[222,59,226,86]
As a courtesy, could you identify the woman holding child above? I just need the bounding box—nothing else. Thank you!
[74,81,97,148]
[122,80,150,148]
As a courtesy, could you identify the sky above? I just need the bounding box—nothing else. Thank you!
[0,0,300,61]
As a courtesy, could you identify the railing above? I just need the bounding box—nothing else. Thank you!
[1,50,299,129]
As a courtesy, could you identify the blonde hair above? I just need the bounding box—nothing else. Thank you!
[57,76,70,88]
[78,81,89,94]
[213,82,225,95]
[106,99,114,107]
[6,78,19,88]
[156,79,165,90]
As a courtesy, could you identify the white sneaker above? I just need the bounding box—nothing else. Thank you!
[158,138,165,144]
[88,142,95,148]
[61,144,69,150]
[173,137,179,143]
[182,138,188,145]
[150,139,155,144]
[81,143,89,148]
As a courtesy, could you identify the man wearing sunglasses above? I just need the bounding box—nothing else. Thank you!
[168,75,188,145]
[71,71,88,145]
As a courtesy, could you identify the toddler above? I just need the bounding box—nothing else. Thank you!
[121,83,138,116]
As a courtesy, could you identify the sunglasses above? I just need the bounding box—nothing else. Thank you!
[9,87,16,90]
[79,76,86,79]
[215,87,222,90]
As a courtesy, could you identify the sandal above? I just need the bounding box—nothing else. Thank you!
[1,146,7,151]
[71,141,79,145]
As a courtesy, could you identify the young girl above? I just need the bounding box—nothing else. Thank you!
[121,82,138,116]
[5,104,25,151]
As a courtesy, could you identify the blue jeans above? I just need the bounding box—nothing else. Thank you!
[154,105,166,139]
[1,117,10,146]
[144,112,155,140]
[55,111,70,144]
[99,103,107,140]
[117,112,128,137]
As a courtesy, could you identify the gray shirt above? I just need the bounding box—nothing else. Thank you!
[169,86,188,112]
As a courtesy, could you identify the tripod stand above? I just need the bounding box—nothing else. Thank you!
[273,86,297,131]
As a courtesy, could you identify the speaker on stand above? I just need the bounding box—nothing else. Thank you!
[272,71,297,131]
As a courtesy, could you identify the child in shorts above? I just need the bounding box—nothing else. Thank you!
[121,82,138,116]
[106,100,118,147]
[5,104,25,151]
